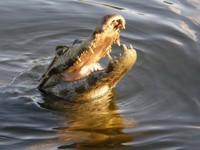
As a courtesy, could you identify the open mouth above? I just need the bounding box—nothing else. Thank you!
[60,14,129,82]
[39,14,137,99]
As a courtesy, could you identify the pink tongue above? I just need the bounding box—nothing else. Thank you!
[61,63,103,81]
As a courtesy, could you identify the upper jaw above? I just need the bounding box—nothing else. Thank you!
[62,14,126,81]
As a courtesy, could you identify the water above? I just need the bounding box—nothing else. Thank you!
[0,0,200,149]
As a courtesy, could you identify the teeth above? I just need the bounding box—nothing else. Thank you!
[122,24,126,29]
[116,39,120,46]
[107,45,112,53]
[92,43,96,49]
[130,44,133,49]
[77,57,81,62]
[123,44,127,50]
[89,48,94,54]
[107,53,113,61]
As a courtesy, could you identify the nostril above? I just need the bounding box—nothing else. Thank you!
[111,20,119,28]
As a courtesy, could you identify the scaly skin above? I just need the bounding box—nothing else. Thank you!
[38,14,137,100]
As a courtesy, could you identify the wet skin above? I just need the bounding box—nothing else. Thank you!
[38,14,137,100]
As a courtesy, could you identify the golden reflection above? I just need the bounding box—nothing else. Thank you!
[179,21,198,41]
[169,6,181,14]
[167,2,198,41]
[30,90,135,149]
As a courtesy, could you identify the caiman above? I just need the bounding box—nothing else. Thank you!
[38,14,137,100]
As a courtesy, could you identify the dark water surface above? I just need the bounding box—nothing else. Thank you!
[0,0,200,149]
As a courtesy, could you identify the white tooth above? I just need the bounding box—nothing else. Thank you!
[116,39,120,46]
[97,63,102,67]
[78,57,81,62]
[93,43,96,48]
[107,53,113,61]
[122,24,126,29]
[130,44,133,49]
[123,44,127,50]
[89,48,94,54]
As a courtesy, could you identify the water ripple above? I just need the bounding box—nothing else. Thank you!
[0,0,200,149]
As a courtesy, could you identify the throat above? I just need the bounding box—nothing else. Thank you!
[60,63,104,81]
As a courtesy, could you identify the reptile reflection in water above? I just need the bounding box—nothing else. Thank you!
[37,91,135,149]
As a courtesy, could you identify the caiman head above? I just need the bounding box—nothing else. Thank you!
[38,14,137,100]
